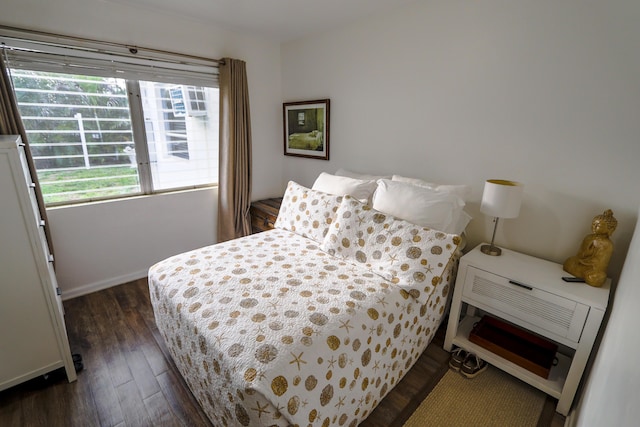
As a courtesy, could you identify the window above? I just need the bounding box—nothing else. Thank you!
[9,71,218,205]
[2,29,220,206]
[139,81,218,190]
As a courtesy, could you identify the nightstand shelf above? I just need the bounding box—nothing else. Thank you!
[452,315,571,399]
[444,244,610,416]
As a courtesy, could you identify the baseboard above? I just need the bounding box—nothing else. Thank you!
[563,408,577,427]
[61,269,149,300]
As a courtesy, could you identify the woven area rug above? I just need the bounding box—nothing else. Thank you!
[403,365,546,427]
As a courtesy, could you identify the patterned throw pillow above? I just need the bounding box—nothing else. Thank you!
[320,195,462,303]
[274,181,344,243]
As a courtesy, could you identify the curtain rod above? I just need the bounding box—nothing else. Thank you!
[0,24,224,66]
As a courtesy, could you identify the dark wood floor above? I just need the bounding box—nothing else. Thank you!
[0,279,563,427]
[0,279,211,427]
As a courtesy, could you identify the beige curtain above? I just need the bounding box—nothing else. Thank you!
[0,54,56,260]
[218,58,252,242]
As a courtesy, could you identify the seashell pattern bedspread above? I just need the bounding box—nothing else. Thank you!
[149,187,462,427]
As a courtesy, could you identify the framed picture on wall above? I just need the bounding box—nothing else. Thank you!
[283,99,330,160]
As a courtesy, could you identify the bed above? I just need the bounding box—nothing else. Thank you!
[149,180,465,427]
[288,130,323,151]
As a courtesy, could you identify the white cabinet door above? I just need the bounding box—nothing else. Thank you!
[0,135,76,391]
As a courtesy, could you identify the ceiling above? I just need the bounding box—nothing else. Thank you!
[106,0,418,43]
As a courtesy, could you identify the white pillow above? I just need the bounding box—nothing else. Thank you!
[335,168,391,181]
[372,179,470,235]
[392,174,472,201]
[450,211,473,237]
[312,172,377,203]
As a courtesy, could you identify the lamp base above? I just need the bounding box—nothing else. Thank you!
[481,244,502,256]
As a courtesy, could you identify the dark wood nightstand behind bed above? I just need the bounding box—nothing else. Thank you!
[249,197,282,234]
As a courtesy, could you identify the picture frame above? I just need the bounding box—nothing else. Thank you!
[283,99,330,160]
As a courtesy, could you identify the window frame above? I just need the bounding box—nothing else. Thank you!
[1,26,221,206]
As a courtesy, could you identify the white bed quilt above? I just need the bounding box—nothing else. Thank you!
[149,227,458,427]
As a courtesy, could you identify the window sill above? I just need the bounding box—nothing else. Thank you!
[47,185,218,211]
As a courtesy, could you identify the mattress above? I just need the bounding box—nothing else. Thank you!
[149,228,458,427]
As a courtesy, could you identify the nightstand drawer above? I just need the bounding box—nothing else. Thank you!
[462,266,589,344]
[250,197,282,234]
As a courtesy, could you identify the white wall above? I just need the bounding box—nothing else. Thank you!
[572,210,640,426]
[281,0,640,281]
[1,0,284,297]
[48,189,217,299]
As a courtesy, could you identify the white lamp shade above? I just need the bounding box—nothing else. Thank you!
[480,179,523,219]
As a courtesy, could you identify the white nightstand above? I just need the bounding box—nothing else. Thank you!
[444,244,610,415]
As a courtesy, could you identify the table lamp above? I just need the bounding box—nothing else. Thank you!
[480,179,524,256]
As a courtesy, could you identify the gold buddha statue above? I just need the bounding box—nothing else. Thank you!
[563,209,617,287]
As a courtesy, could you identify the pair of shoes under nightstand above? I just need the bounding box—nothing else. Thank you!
[449,348,488,378]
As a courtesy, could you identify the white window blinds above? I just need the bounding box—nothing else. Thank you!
[0,26,219,88]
